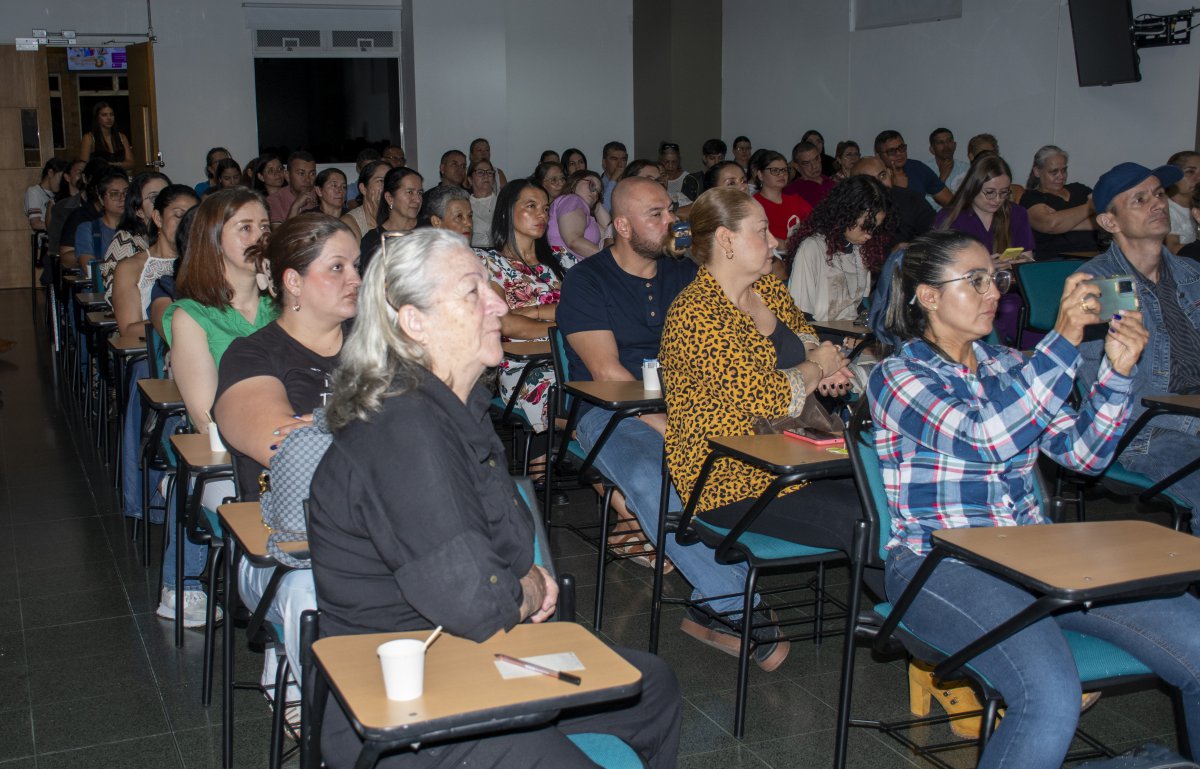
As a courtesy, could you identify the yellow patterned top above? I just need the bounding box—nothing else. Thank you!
[661,266,817,514]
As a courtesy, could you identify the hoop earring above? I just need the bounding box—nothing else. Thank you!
[725,248,734,260]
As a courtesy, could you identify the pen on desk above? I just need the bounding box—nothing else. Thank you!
[495,653,582,685]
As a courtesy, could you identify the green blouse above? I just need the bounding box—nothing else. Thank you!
[163,295,277,367]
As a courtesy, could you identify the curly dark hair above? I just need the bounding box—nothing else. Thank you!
[785,175,893,272]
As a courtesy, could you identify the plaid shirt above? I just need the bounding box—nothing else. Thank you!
[868,331,1133,556]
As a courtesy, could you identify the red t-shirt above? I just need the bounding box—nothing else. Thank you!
[755,193,813,240]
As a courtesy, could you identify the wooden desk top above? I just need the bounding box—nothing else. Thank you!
[170,433,231,471]
[217,502,307,563]
[563,380,665,410]
[1143,394,1200,418]
[808,319,870,339]
[932,521,1200,599]
[314,622,642,738]
[85,310,116,326]
[502,341,551,360]
[109,335,146,353]
[137,378,183,408]
[707,434,851,475]
[76,292,108,307]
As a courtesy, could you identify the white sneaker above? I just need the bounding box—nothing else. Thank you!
[156,587,223,627]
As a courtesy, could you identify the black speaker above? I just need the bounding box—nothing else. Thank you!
[1068,0,1141,86]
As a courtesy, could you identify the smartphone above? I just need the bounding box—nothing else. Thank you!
[1084,276,1139,322]
[999,247,1025,262]
[784,428,845,447]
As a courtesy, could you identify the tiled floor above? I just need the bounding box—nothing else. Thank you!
[0,286,1183,768]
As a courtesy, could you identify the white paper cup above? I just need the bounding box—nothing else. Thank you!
[377,639,425,701]
[207,422,226,452]
[642,365,661,392]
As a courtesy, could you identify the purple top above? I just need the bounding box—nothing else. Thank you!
[783,176,836,207]
[934,203,1035,253]
[549,193,601,252]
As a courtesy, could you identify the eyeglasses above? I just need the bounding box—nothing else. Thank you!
[763,166,789,176]
[929,269,1012,295]
[474,169,496,177]
[660,143,679,152]
[980,188,1012,201]
[104,189,128,200]
[882,144,908,156]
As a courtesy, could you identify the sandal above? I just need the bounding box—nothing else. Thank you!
[608,530,675,574]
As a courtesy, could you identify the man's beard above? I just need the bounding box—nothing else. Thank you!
[629,227,668,261]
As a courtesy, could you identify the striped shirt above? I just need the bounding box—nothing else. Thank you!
[868,331,1133,555]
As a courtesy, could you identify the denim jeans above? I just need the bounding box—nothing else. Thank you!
[121,359,165,524]
[1117,428,1200,534]
[886,545,1200,769]
[576,406,756,619]
[240,561,317,698]
[161,478,229,591]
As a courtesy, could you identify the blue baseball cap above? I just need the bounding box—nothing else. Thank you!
[1093,162,1183,213]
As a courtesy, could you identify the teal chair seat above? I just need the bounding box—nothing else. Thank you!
[201,505,225,539]
[693,519,840,561]
[1101,462,1190,510]
[567,733,643,768]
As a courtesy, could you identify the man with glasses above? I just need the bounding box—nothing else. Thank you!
[924,128,969,198]
[1077,162,1200,531]
[853,156,935,247]
[875,130,953,208]
[784,140,835,207]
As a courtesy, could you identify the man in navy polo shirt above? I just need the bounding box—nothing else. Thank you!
[558,176,790,669]
[875,130,953,208]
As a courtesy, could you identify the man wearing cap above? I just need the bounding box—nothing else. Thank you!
[1076,162,1200,530]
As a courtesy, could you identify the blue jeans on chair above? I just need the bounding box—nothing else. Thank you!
[886,545,1200,769]
[576,407,756,620]
[1117,428,1200,534]
[161,478,228,591]
[121,359,165,524]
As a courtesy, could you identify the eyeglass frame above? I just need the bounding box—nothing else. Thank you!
[979,187,1012,201]
[914,268,1012,302]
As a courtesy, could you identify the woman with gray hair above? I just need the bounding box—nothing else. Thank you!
[417,183,474,241]
[1022,145,1101,259]
[306,228,682,768]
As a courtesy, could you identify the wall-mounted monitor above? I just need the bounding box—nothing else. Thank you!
[66,47,127,71]
[1068,0,1140,86]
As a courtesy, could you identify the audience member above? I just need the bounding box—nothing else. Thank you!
[800,129,837,178]
[705,160,748,193]
[752,150,812,241]
[875,130,952,208]
[467,159,498,249]
[1077,162,1200,528]
[214,213,360,701]
[210,158,242,192]
[562,147,588,175]
[26,159,66,234]
[345,148,380,203]
[624,159,666,188]
[853,156,935,246]
[787,175,892,321]
[923,128,969,200]
[966,133,998,163]
[732,135,753,174]
[540,149,561,165]
[313,168,348,218]
[482,179,564,467]
[111,184,197,338]
[600,141,629,211]
[267,151,318,227]
[417,184,473,241]
[659,142,691,205]
[661,186,856,668]
[834,140,861,182]
[683,138,727,200]
[784,140,835,207]
[533,160,567,202]
[381,145,406,168]
[99,172,169,299]
[549,169,609,261]
[468,138,506,187]
[161,188,274,625]
[308,227,681,768]
[358,166,423,273]
[1022,145,1101,259]
[56,158,109,268]
[247,153,285,198]
[80,102,134,171]
[194,147,231,195]
[432,149,468,192]
[341,160,388,241]
[1184,186,1200,260]
[1166,150,1199,254]
[73,168,130,274]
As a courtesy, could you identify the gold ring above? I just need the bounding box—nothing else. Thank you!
[1080,299,1090,313]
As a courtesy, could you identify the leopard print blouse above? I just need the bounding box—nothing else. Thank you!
[661,266,817,514]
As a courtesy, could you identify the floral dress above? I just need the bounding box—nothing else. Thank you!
[481,249,564,432]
